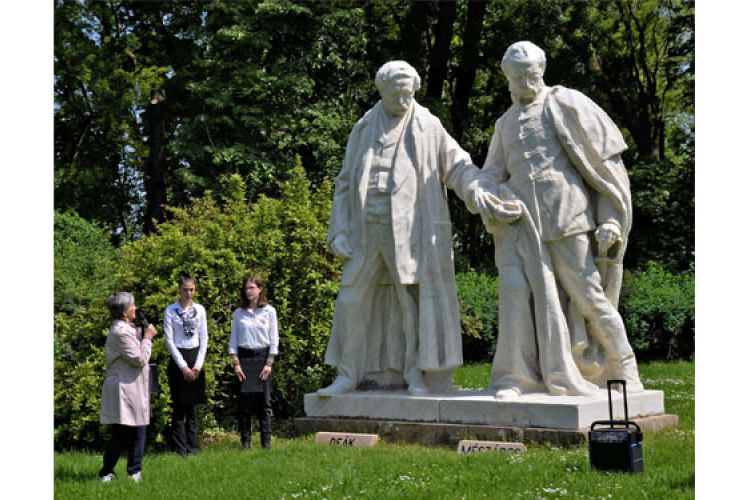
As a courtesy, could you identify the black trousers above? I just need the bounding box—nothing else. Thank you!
[171,403,199,455]
[237,347,272,447]
[99,424,147,477]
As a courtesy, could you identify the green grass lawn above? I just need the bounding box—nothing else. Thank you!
[54,361,694,499]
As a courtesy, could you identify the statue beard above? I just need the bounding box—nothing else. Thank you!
[510,83,545,106]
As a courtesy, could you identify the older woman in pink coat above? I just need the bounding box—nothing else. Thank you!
[98,292,157,483]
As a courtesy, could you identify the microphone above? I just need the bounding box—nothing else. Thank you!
[137,311,151,329]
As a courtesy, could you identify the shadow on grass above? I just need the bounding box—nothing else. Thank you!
[54,465,97,483]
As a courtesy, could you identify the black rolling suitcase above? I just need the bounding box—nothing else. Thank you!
[589,380,644,473]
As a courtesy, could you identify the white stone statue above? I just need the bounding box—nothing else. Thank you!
[472,41,643,399]
[319,61,482,396]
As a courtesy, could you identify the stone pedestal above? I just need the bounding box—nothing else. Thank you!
[303,388,669,431]
[294,413,679,448]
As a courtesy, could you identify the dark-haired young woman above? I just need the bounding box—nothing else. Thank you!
[163,271,209,456]
[229,275,278,449]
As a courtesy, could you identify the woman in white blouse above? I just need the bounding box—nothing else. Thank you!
[229,275,279,449]
[164,270,208,456]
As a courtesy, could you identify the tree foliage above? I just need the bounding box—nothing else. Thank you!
[54,212,123,448]
[168,1,370,204]
[54,0,173,239]
[54,0,694,271]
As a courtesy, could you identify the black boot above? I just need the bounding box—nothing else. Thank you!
[240,428,251,450]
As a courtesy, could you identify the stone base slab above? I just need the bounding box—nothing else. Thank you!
[304,388,666,430]
[294,414,679,448]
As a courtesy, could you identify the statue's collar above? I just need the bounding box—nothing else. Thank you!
[361,101,425,134]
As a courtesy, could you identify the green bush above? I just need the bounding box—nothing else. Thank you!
[54,211,122,313]
[123,158,340,442]
[627,159,695,272]
[456,270,499,363]
[54,212,123,449]
[54,160,340,450]
[456,261,695,365]
[619,261,695,361]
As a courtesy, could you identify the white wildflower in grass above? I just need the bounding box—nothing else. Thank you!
[541,486,568,496]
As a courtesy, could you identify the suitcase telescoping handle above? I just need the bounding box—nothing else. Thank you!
[607,380,628,426]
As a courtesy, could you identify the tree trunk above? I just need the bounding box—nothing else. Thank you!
[608,84,660,162]
[144,89,167,234]
[450,0,487,143]
[400,1,432,78]
[425,1,457,101]
[448,1,489,269]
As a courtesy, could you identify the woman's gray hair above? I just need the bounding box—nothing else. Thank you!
[375,60,421,94]
[107,292,135,320]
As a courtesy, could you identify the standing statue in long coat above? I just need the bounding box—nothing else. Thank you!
[320,61,481,395]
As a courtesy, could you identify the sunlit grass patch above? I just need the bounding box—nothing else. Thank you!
[55,361,694,499]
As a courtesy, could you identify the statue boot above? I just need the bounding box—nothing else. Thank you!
[318,374,358,396]
[404,368,429,396]
[494,386,522,400]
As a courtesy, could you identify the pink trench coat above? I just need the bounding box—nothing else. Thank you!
[100,320,152,426]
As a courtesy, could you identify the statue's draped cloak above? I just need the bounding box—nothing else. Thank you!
[488,86,632,391]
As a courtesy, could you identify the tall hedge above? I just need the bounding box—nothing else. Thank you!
[54,212,123,449]
[54,161,340,450]
[456,263,695,365]
[619,261,695,361]
[456,270,499,363]
[123,160,340,439]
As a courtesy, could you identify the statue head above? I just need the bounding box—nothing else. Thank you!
[501,41,547,104]
[375,61,421,117]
